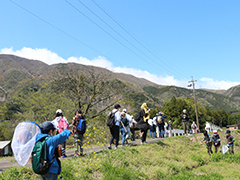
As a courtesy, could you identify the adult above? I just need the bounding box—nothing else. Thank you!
[148,118,157,138]
[134,103,150,144]
[181,109,190,135]
[191,121,197,134]
[52,109,69,158]
[108,104,121,149]
[129,115,137,141]
[37,121,71,180]
[72,108,85,157]
[167,120,172,137]
[156,112,167,138]
[119,112,129,146]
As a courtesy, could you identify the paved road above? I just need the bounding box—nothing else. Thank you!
[0,137,164,172]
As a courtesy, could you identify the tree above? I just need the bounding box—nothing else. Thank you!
[52,65,123,118]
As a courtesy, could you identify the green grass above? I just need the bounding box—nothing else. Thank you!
[1,132,240,180]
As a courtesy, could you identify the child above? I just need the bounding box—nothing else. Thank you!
[203,130,213,158]
[72,108,86,157]
[212,130,221,153]
[226,130,235,154]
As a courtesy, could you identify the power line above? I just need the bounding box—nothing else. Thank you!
[8,0,124,67]
[91,0,188,80]
[77,0,185,79]
[65,0,161,73]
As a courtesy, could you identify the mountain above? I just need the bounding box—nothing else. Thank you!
[1,54,240,111]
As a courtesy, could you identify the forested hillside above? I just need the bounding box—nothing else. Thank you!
[0,54,240,141]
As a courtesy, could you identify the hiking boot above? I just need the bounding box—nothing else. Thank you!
[62,155,67,158]
[108,145,112,149]
[114,146,118,149]
[79,153,84,157]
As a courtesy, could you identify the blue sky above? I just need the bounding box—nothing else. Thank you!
[1,0,240,89]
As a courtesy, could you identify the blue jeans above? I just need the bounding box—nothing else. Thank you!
[120,128,127,145]
[149,125,156,138]
[41,173,58,180]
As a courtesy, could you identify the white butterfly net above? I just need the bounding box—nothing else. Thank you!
[11,121,42,166]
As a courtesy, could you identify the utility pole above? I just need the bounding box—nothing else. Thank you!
[188,76,199,132]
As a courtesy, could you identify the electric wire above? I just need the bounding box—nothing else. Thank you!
[8,0,124,67]
[76,0,185,79]
[65,0,162,73]
[91,0,188,80]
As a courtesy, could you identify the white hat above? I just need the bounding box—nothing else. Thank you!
[56,109,62,114]
[183,109,187,113]
[122,109,127,113]
[213,130,217,134]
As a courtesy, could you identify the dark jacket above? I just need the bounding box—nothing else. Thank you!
[212,134,221,146]
[119,117,129,129]
[181,113,190,122]
[135,109,150,131]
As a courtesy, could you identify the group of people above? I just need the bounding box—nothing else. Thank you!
[37,108,86,180]
[203,129,235,157]
[107,104,202,150]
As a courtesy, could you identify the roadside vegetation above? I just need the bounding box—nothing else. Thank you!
[1,130,240,180]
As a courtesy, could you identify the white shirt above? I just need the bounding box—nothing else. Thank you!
[112,109,121,126]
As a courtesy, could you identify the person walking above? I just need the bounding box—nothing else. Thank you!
[108,104,121,149]
[156,112,167,138]
[212,130,221,153]
[129,116,137,141]
[226,130,235,154]
[119,112,129,146]
[122,108,132,144]
[134,103,150,144]
[167,120,172,137]
[37,121,71,180]
[191,121,197,134]
[202,130,213,158]
[52,109,69,158]
[181,109,190,135]
[72,108,86,157]
[148,118,157,138]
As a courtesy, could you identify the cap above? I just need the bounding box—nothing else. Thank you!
[41,121,55,132]
[183,109,187,113]
[122,109,127,113]
[213,130,217,134]
[121,112,125,116]
[225,130,231,134]
[56,109,62,114]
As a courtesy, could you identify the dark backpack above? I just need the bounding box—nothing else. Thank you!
[77,115,86,134]
[107,111,117,128]
[135,111,141,122]
[31,137,55,175]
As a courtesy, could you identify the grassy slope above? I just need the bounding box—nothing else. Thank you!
[1,131,240,180]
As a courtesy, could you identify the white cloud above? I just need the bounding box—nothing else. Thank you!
[199,77,240,90]
[1,47,239,90]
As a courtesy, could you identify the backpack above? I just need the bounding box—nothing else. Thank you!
[107,111,117,128]
[135,111,141,122]
[77,115,86,134]
[157,115,163,124]
[31,137,55,175]
[57,117,69,133]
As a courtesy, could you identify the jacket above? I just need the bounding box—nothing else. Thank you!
[181,113,189,122]
[212,134,221,145]
[119,117,129,129]
[35,129,71,174]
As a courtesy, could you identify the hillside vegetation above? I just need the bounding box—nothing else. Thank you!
[1,131,240,180]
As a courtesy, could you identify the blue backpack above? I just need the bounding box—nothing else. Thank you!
[77,115,86,134]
